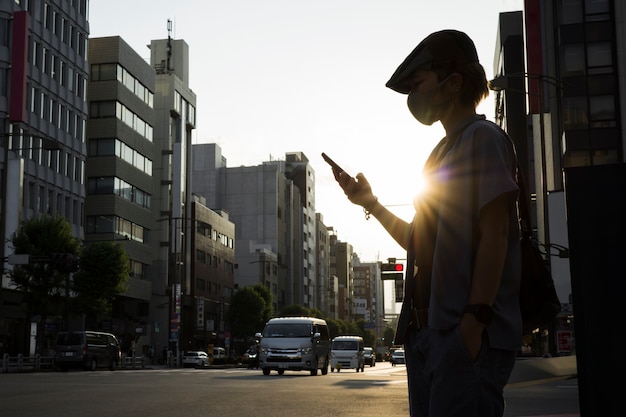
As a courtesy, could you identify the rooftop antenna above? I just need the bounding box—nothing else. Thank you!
[166,19,173,72]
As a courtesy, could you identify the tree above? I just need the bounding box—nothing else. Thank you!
[9,215,80,354]
[72,241,130,327]
[228,284,273,343]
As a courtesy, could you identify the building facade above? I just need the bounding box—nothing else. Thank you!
[85,35,155,345]
[1,0,89,354]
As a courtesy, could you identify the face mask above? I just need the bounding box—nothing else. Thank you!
[406,75,454,126]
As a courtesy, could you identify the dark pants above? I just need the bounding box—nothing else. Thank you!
[405,326,516,417]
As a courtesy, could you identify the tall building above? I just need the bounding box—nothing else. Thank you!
[330,238,354,322]
[85,35,155,342]
[147,34,197,356]
[513,2,625,414]
[315,213,332,316]
[192,143,303,313]
[493,0,626,333]
[1,0,89,354]
[188,198,235,352]
[284,152,317,308]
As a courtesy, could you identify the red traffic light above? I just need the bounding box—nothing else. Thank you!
[381,263,404,272]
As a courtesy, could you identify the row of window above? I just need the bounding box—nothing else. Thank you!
[32,38,87,100]
[7,130,84,184]
[91,63,154,108]
[173,90,196,127]
[85,215,150,244]
[25,180,82,226]
[29,85,85,142]
[90,101,153,142]
[88,138,152,175]
[40,1,88,58]
[87,176,151,210]
[196,222,234,249]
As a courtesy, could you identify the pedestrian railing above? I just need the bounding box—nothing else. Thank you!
[1,353,55,373]
[120,354,145,369]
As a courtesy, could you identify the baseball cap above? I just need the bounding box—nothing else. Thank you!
[385,29,480,94]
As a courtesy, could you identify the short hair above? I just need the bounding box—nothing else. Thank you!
[432,61,489,107]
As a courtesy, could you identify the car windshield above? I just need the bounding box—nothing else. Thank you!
[394,350,405,357]
[55,332,83,345]
[263,323,312,338]
[332,340,359,350]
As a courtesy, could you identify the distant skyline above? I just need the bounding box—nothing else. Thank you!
[88,0,525,263]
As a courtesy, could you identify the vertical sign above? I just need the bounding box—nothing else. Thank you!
[197,298,204,329]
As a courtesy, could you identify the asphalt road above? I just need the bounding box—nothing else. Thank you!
[0,362,579,417]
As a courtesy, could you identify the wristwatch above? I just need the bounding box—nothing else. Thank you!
[464,304,494,325]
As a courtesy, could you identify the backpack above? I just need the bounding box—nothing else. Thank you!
[516,161,561,332]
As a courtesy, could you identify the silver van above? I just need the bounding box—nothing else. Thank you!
[54,331,121,371]
[330,335,365,372]
[256,317,330,376]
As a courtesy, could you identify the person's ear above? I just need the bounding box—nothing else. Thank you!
[447,73,463,93]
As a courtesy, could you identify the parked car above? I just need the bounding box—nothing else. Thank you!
[363,346,376,367]
[54,331,121,371]
[182,350,209,367]
[212,347,226,360]
[242,346,259,369]
[390,349,405,366]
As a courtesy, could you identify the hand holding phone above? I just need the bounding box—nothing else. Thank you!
[322,152,349,181]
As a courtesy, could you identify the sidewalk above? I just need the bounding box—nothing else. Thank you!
[508,355,579,417]
[508,355,577,385]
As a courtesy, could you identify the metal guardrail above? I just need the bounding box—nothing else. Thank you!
[120,355,145,369]
[2,353,147,372]
[1,353,55,373]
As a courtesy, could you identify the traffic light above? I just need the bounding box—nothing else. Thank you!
[381,262,404,280]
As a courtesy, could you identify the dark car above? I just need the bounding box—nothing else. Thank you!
[242,346,259,369]
[390,349,405,366]
[54,331,121,371]
[363,347,376,367]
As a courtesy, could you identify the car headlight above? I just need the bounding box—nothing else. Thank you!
[300,347,312,354]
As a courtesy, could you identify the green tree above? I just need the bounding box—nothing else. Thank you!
[228,284,272,342]
[9,215,80,354]
[72,241,130,327]
[278,304,310,317]
[383,327,395,347]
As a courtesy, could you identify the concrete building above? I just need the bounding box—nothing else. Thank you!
[192,143,304,313]
[146,33,197,356]
[329,237,354,322]
[85,35,155,343]
[1,0,89,354]
[283,152,317,309]
[188,199,235,352]
[493,2,626,413]
[315,214,332,316]
[352,260,382,339]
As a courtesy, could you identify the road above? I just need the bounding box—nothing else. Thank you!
[0,362,579,417]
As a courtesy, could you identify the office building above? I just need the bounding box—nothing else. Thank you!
[1,0,89,354]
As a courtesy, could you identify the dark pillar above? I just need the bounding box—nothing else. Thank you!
[564,163,626,417]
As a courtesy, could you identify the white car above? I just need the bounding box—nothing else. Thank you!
[182,350,209,367]
[390,349,405,366]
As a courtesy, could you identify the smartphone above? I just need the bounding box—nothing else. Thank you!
[321,152,349,180]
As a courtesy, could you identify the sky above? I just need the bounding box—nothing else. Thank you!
[88,0,525,264]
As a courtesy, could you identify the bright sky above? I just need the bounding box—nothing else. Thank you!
[88,0,525,264]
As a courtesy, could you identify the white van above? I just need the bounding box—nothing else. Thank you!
[256,317,330,376]
[330,335,365,372]
[212,347,226,359]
